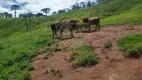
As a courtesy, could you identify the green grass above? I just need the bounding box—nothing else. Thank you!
[0,22,53,79]
[0,0,142,79]
[28,65,34,71]
[117,34,142,58]
[69,45,99,67]
[104,41,112,49]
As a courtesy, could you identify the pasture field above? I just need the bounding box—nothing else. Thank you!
[0,0,142,79]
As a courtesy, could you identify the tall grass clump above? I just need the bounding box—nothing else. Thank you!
[69,45,100,67]
[117,34,142,58]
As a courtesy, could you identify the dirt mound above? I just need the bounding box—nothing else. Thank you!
[31,25,142,80]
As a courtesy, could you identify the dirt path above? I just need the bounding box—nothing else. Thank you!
[31,25,142,80]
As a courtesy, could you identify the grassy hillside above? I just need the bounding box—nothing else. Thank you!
[0,0,142,79]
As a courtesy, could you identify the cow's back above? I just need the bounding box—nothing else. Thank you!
[58,20,72,29]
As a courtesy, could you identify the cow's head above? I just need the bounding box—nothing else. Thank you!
[70,20,79,30]
[70,20,79,23]
[82,18,89,23]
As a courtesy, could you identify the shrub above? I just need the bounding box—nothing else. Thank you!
[117,34,142,58]
[0,45,4,50]
[17,71,31,80]
[54,47,62,52]
[104,41,112,49]
[28,65,34,71]
[41,47,50,53]
[69,45,99,67]
[44,52,53,59]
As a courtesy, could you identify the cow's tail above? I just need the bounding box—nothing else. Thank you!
[98,18,100,30]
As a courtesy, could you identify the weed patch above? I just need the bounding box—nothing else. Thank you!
[117,34,142,58]
[69,45,99,67]
[104,41,112,49]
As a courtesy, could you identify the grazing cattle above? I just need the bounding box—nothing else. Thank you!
[75,22,92,32]
[51,20,79,39]
[50,23,58,38]
[82,17,100,31]
[56,20,79,38]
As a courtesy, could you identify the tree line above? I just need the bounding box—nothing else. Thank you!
[0,12,13,18]
[0,0,104,19]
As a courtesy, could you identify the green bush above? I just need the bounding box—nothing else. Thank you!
[17,71,31,80]
[54,47,62,52]
[69,45,99,67]
[41,47,50,53]
[104,41,112,49]
[44,52,53,59]
[28,65,34,71]
[117,34,142,58]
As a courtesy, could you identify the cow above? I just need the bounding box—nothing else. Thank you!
[82,17,100,31]
[75,22,92,32]
[50,22,58,39]
[56,20,79,38]
[50,20,79,39]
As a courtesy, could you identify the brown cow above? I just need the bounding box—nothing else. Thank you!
[75,22,92,32]
[82,17,100,31]
[56,20,79,38]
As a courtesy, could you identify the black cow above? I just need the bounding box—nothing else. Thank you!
[82,17,100,31]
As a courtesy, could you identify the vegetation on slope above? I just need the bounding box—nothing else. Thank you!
[69,45,99,67]
[117,34,142,58]
[0,22,53,79]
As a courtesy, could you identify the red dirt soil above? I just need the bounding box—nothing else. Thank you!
[31,25,142,80]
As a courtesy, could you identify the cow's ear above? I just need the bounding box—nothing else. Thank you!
[70,20,74,23]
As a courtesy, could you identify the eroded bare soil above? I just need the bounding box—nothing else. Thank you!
[31,25,142,80]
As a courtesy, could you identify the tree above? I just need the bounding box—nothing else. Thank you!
[8,14,13,18]
[52,11,57,15]
[0,13,4,18]
[75,3,81,9]
[35,13,43,17]
[71,2,81,10]
[41,8,51,16]
[91,2,96,6]
[11,5,21,18]
[96,0,104,4]
[58,10,66,14]
[4,12,8,18]
[63,8,70,12]
[72,5,76,10]
[0,13,1,18]
[19,13,24,18]
[80,2,86,8]
[87,1,91,7]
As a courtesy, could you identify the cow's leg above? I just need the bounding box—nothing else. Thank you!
[52,29,55,39]
[98,24,100,30]
[84,26,86,32]
[70,29,74,38]
[80,26,83,32]
[76,27,78,33]
[60,29,63,38]
[55,29,57,37]
[95,24,97,31]
[88,25,91,32]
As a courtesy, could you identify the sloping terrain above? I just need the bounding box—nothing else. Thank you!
[1,0,142,79]
[31,24,142,80]
[1,0,142,39]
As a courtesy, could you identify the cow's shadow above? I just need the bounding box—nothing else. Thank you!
[79,29,98,33]
[55,36,82,40]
